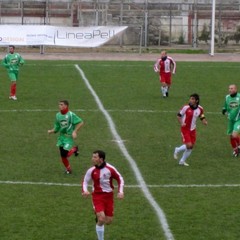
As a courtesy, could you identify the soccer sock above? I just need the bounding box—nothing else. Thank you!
[96,224,104,240]
[230,136,239,150]
[67,146,77,157]
[179,149,192,164]
[163,86,168,96]
[10,83,16,96]
[161,86,165,96]
[61,157,71,171]
[176,144,187,153]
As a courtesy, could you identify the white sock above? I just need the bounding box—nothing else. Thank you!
[96,224,104,240]
[179,149,192,164]
[161,86,165,96]
[176,144,187,153]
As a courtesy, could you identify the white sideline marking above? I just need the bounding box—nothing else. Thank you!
[75,65,174,240]
[0,108,221,114]
[1,181,240,188]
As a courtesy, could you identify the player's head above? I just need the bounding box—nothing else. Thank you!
[92,150,106,167]
[189,93,200,108]
[228,84,238,96]
[93,150,105,160]
[161,50,167,61]
[58,100,69,113]
[59,100,69,106]
[9,45,15,53]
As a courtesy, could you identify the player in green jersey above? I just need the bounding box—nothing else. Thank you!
[2,45,25,100]
[48,100,84,174]
[222,84,240,157]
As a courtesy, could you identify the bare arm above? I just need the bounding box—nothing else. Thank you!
[72,122,84,139]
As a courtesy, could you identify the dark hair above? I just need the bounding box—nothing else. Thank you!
[190,93,200,104]
[93,150,106,160]
[9,45,15,49]
[59,100,69,106]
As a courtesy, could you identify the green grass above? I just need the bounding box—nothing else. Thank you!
[1,60,240,240]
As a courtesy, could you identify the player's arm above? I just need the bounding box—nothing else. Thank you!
[153,59,160,72]
[48,118,60,134]
[2,56,10,68]
[171,58,176,74]
[18,54,25,66]
[222,100,227,115]
[82,169,93,197]
[72,121,84,139]
[111,167,124,199]
[200,113,207,125]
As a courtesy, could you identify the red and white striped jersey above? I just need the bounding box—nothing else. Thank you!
[179,104,204,131]
[82,163,124,194]
[154,57,176,74]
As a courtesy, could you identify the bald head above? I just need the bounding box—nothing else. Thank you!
[229,84,238,96]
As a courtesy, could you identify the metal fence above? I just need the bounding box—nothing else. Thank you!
[1,0,240,48]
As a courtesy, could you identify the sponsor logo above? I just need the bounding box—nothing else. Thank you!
[56,29,116,40]
[229,101,239,108]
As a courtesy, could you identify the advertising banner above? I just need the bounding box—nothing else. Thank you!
[0,25,128,47]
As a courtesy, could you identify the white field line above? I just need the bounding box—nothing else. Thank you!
[1,181,240,188]
[0,109,221,114]
[75,64,175,240]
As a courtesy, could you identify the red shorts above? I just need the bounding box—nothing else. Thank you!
[160,72,172,85]
[92,192,114,217]
[181,128,196,145]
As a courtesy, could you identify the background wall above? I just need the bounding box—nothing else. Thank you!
[1,0,240,48]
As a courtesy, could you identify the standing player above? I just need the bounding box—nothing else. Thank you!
[174,93,207,166]
[154,50,176,98]
[48,100,84,174]
[222,84,240,157]
[2,45,25,100]
[82,150,124,240]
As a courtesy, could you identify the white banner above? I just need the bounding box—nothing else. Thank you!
[0,25,128,47]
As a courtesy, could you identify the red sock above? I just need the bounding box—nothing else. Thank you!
[230,136,239,150]
[10,83,17,96]
[67,146,77,157]
[61,157,71,171]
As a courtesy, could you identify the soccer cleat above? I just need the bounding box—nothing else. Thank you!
[9,96,17,100]
[74,146,79,157]
[179,162,189,166]
[174,148,178,159]
[65,169,72,174]
[232,150,239,157]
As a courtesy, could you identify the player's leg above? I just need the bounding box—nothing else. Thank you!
[161,82,168,97]
[174,129,188,159]
[231,120,240,156]
[59,146,72,174]
[160,74,168,97]
[8,72,17,100]
[67,145,79,157]
[93,194,106,240]
[165,76,172,97]
[178,130,195,166]
[104,192,114,225]
[228,121,238,156]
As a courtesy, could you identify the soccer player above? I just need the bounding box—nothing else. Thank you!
[48,100,84,174]
[2,45,25,100]
[154,50,176,98]
[82,150,124,240]
[222,84,240,157]
[174,93,207,166]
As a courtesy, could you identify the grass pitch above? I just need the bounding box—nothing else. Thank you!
[1,60,240,240]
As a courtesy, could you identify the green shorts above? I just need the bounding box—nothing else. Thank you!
[8,71,19,81]
[56,135,74,151]
[227,119,240,135]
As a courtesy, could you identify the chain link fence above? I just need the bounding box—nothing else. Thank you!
[0,0,240,49]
